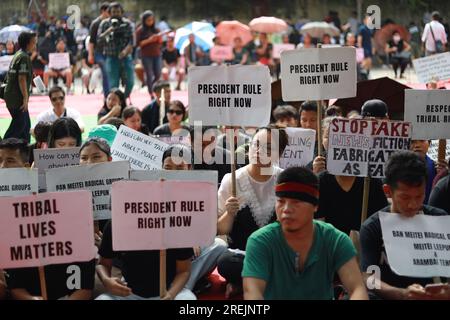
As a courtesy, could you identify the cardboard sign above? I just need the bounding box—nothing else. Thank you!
[412,52,450,84]
[405,89,450,139]
[279,128,316,169]
[45,161,130,220]
[380,212,450,278]
[0,55,13,73]
[111,180,217,250]
[111,125,169,170]
[0,168,38,197]
[188,65,271,127]
[0,191,96,269]
[48,52,71,70]
[427,140,450,162]
[327,118,411,178]
[210,45,233,62]
[281,47,357,101]
[272,43,295,59]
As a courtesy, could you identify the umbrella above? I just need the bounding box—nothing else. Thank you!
[300,22,340,39]
[174,21,215,53]
[216,20,253,46]
[249,16,288,34]
[374,23,411,55]
[0,25,31,43]
[332,77,411,120]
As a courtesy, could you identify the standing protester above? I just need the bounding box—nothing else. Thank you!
[88,2,111,97]
[422,11,447,56]
[136,10,163,96]
[43,38,75,93]
[3,32,37,143]
[97,2,135,99]
[357,15,374,77]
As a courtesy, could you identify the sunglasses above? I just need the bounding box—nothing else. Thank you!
[168,109,183,116]
[51,96,65,102]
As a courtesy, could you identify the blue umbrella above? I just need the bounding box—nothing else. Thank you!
[174,21,215,53]
[0,25,31,43]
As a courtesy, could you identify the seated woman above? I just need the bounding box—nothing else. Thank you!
[43,38,75,93]
[153,100,190,137]
[385,31,411,79]
[98,88,127,125]
[231,37,249,65]
[47,117,82,149]
[122,106,150,135]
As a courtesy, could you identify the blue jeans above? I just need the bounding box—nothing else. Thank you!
[105,55,135,99]
[141,56,162,94]
[4,106,31,143]
[94,52,109,97]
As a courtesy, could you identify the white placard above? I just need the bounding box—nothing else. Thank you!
[380,212,450,278]
[405,89,450,139]
[111,125,169,170]
[48,52,71,70]
[427,140,450,162]
[188,65,271,127]
[0,55,13,73]
[279,128,316,169]
[0,168,38,197]
[272,43,295,59]
[45,161,130,220]
[412,52,450,84]
[280,47,357,101]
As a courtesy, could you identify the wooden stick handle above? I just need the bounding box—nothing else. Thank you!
[438,139,446,163]
[160,249,167,298]
[228,128,237,197]
[361,176,371,224]
[317,100,323,157]
[38,266,47,300]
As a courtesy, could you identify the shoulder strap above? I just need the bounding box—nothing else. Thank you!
[429,23,436,42]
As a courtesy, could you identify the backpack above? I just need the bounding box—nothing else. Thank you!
[429,23,445,53]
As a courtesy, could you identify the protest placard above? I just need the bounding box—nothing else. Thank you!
[380,212,450,278]
[279,128,316,169]
[327,118,411,178]
[427,140,450,162]
[45,161,129,220]
[280,47,357,101]
[272,43,295,59]
[0,168,38,197]
[405,89,450,139]
[111,125,169,170]
[210,45,233,62]
[0,191,96,269]
[33,148,81,192]
[188,65,271,127]
[111,180,217,250]
[48,52,70,70]
[412,52,450,84]
[0,55,13,73]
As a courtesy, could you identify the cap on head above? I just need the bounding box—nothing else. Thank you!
[88,124,117,147]
[361,99,388,118]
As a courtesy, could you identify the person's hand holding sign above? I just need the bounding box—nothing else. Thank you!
[225,197,240,217]
[104,277,132,297]
[312,156,327,174]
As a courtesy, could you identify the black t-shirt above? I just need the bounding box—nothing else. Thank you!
[360,205,448,295]
[89,17,102,50]
[6,260,95,300]
[316,172,388,235]
[429,175,450,215]
[98,221,193,298]
[162,48,180,65]
[142,100,168,134]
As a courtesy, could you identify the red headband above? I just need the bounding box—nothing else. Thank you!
[275,182,319,198]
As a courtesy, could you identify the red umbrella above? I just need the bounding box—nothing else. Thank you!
[374,23,411,55]
[216,20,253,46]
[249,16,288,34]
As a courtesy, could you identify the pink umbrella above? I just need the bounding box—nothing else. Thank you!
[216,20,253,46]
[249,16,288,34]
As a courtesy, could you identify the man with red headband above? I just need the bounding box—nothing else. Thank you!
[242,166,368,300]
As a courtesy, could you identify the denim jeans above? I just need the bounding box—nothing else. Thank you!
[4,106,31,143]
[141,56,162,94]
[105,55,135,99]
[94,52,109,97]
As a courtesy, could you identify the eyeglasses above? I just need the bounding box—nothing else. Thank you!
[51,96,65,102]
[168,109,183,116]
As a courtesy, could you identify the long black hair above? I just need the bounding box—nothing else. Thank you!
[47,118,82,148]
[141,10,157,33]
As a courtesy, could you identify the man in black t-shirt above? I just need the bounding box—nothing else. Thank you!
[360,151,449,300]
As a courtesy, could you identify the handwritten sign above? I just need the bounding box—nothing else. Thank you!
[49,52,71,70]
[412,52,450,84]
[0,168,38,197]
[279,128,316,168]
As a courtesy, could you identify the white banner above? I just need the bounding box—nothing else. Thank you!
[48,52,70,70]
[412,52,450,84]
[111,125,169,170]
[45,161,130,220]
[280,47,357,101]
[188,65,271,127]
[380,212,450,278]
[0,55,13,73]
[279,128,316,169]
[0,168,38,197]
[405,89,450,139]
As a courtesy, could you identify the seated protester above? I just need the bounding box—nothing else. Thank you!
[28,121,52,163]
[43,38,75,93]
[429,170,450,216]
[47,117,82,149]
[159,145,228,294]
[32,86,85,134]
[122,106,150,135]
[0,137,30,169]
[141,80,171,133]
[153,100,190,137]
[410,140,448,204]
[299,101,324,173]
[190,125,231,188]
[87,124,118,147]
[272,105,298,127]
[96,146,196,300]
[161,35,184,91]
[217,126,288,298]
[31,31,56,80]
[98,88,127,125]
[242,167,368,300]
[360,151,449,300]
[105,117,125,130]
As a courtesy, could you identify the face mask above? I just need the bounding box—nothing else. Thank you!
[393,35,401,43]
